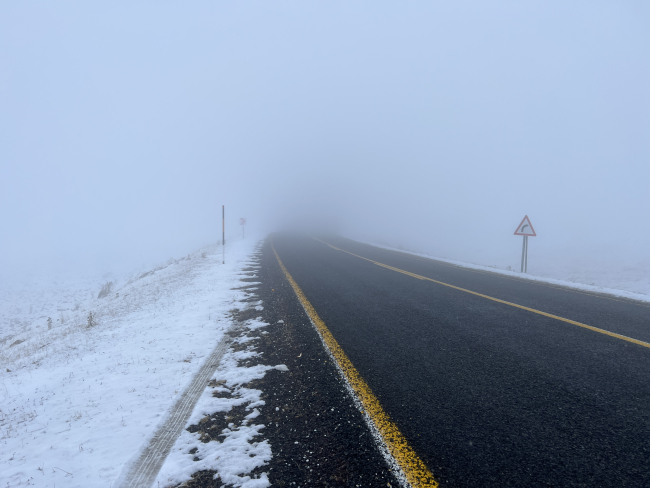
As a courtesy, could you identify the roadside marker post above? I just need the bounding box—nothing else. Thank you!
[240,218,246,239]
[514,215,536,273]
[222,205,225,264]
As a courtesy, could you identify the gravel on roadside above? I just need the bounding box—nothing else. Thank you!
[175,239,400,487]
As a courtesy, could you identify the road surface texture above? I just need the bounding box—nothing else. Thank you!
[269,232,650,487]
[175,247,400,487]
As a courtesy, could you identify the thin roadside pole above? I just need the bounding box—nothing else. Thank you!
[222,205,225,264]
[521,236,526,273]
[524,236,528,273]
[239,217,246,240]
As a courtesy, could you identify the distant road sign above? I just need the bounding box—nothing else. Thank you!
[514,215,536,236]
[240,218,246,225]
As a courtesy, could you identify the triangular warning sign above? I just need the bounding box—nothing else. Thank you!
[514,215,536,236]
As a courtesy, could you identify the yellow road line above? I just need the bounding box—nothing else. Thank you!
[350,238,650,309]
[312,236,650,350]
[272,244,438,488]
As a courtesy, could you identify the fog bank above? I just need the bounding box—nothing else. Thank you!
[1,1,648,288]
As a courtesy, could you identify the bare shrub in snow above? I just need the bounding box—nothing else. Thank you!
[97,281,113,299]
[87,311,96,328]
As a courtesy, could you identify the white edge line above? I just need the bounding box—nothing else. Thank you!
[288,285,413,488]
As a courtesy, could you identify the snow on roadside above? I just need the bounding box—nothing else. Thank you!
[0,236,265,487]
[355,239,650,303]
[154,319,281,488]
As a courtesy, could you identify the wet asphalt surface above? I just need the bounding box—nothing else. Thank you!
[267,233,650,487]
[176,241,400,488]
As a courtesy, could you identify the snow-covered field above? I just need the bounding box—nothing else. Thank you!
[0,236,270,487]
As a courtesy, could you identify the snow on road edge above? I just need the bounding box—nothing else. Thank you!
[154,319,280,488]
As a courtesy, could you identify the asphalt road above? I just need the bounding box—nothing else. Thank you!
[271,232,650,487]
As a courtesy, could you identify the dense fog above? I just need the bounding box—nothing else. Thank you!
[1,2,649,284]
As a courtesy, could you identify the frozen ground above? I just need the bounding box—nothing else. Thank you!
[352,237,650,302]
[152,319,283,488]
[0,236,269,487]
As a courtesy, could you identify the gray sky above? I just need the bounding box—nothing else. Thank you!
[1,1,649,280]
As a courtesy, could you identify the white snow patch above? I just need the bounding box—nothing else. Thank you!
[154,321,274,488]
[247,319,269,331]
[0,236,267,487]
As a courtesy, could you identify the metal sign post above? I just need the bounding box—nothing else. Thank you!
[222,205,225,265]
[520,235,528,273]
[514,215,536,273]
[240,218,246,239]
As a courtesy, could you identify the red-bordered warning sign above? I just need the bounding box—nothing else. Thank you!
[514,215,536,236]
